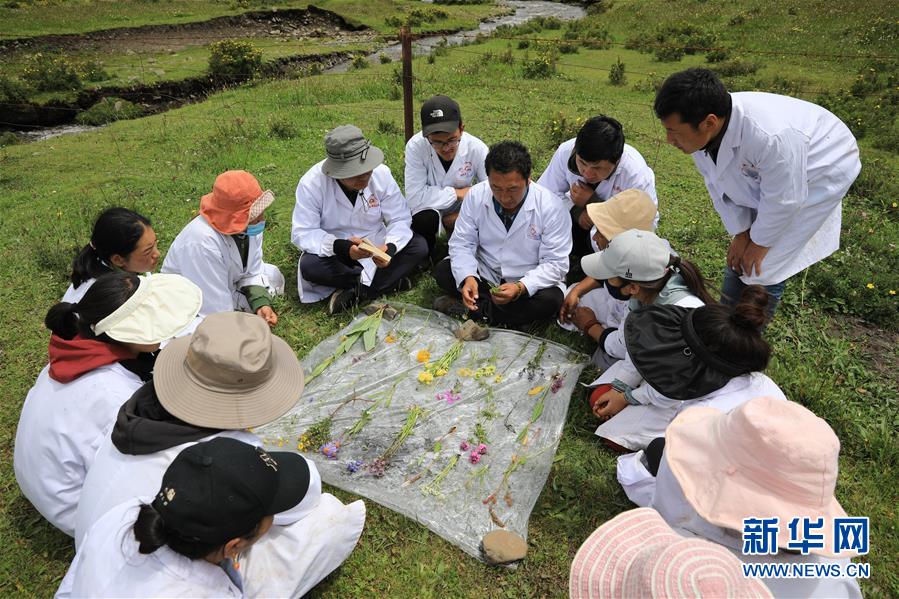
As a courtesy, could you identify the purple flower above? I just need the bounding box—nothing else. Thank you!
[469,450,481,464]
[460,440,470,451]
[477,443,488,455]
[436,389,462,405]
[550,374,565,394]
[368,458,387,477]
[320,440,340,459]
[346,459,364,473]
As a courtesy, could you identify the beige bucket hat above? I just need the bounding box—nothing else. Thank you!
[586,188,657,239]
[154,312,304,429]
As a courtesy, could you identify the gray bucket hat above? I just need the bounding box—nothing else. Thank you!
[322,124,385,179]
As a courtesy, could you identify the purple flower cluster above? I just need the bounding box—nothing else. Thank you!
[346,459,364,473]
[436,389,462,405]
[460,440,470,451]
[469,451,481,464]
[368,457,387,477]
[320,440,340,459]
[467,442,488,464]
[550,374,565,394]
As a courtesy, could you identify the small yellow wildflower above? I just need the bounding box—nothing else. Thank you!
[458,367,474,377]
[866,283,875,289]
[889,290,896,295]
[385,333,397,343]
[417,349,431,363]
[436,368,448,377]
[418,371,434,384]
[484,365,496,375]
[528,386,545,396]
[494,374,503,383]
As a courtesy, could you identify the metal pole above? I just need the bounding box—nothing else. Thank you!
[401,26,414,142]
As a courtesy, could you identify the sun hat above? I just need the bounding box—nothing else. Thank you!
[322,125,385,179]
[581,229,670,281]
[586,189,656,239]
[623,304,752,400]
[664,397,849,558]
[152,437,310,545]
[153,312,304,429]
[91,273,202,345]
[200,170,275,235]
[421,95,462,136]
[570,507,772,598]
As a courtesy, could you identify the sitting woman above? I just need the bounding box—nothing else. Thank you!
[591,286,780,452]
[63,207,160,303]
[58,438,322,597]
[162,170,284,327]
[14,272,201,536]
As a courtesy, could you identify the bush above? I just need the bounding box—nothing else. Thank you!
[563,19,612,49]
[21,53,83,91]
[499,46,514,64]
[377,119,401,135]
[517,39,530,50]
[75,97,144,126]
[268,116,298,139]
[79,60,109,82]
[433,0,491,4]
[0,75,31,103]
[586,0,612,16]
[379,53,393,64]
[544,112,586,148]
[521,48,557,79]
[654,45,685,62]
[208,40,263,79]
[631,72,664,93]
[708,58,760,77]
[351,55,369,70]
[0,131,20,147]
[386,7,449,28]
[631,23,717,61]
[559,42,579,54]
[706,47,729,63]
[608,57,626,86]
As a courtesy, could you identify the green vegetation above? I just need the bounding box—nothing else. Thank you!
[75,97,144,126]
[207,39,264,79]
[0,0,897,597]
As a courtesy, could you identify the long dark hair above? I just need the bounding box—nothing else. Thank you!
[625,254,717,306]
[132,504,262,559]
[45,272,139,341]
[71,208,151,287]
[692,285,771,371]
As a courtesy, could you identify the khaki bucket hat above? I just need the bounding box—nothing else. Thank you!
[322,124,385,179]
[586,188,657,239]
[154,312,304,429]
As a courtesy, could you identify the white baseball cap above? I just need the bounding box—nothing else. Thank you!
[580,229,670,281]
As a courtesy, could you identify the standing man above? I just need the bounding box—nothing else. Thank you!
[292,125,428,314]
[404,95,489,259]
[538,115,657,261]
[432,141,572,326]
[654,68,861,317]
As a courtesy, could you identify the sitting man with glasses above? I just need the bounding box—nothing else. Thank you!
[404,95,489,260]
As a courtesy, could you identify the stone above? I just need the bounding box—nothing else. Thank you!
[455,319,489,341]
[481,530,527,565]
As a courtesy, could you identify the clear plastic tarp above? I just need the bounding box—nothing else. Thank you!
[258,304,586,562]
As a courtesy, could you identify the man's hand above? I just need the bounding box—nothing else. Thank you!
[490,282,522,306]
[741,240,769,278]
[347,236,372,261]
[569,181,595,207]
[372,244,390,268]
[455,186,470,200]
[726,231,751,274]
[570,306,598,332]
[461,276,480,311]
[256,306,278,328]
[577,209,594,231]
[592,389,627,420]
[559,289,581,323]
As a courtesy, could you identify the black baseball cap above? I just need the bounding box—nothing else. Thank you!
[421,95,462,136]
[151,437,310,545]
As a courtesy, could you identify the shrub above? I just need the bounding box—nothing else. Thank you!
[706,47,729,63]
[79,60,109,82]
[0,131,20,147]
[434,0,491,4]
[208,40,263,79]
[585,0,612,16]
[608,57,626,86]
[631,72,664,93]
[268,116,298,139]
[379,53,392,64]
[499,46,514,64]
[521,48,557,79]
[728,13,746,27]
[563,19,612,49]
[0,75,31,103]
[559,42,579,54]
[654,45,684,62]
[21,53,82,91]
[377,119,401,135]
[708,58,760,77]
[517,39,530,50]
[427,53,436,64]
[75,97,144,126]
[351,55,369,70]
[544,112,586,148]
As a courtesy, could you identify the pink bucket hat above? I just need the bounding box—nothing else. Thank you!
[570,508,772,598]
[199,170,274,235]
[665,397,848,558]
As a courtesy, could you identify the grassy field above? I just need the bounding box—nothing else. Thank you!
[0,0,897,596]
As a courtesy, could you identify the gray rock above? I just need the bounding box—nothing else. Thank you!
[481,530,527,565]
[455,319,489,341]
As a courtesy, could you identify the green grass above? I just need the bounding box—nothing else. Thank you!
[1,1,898,597]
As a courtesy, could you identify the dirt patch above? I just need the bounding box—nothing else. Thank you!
[828,315,899,380]
[0,7,372,55]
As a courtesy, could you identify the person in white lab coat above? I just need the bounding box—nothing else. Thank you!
[62,207,160,303]
[71,312,365,597]
[404,95,489,258]
[292,124,428,314]
[59,437,349,598]
[537,115,657,264]
[654,68,861,318]
[162,170,283,327]
[432,141,572,326]
[643,397,864,599]
[14,271,201,536]
[590,285,776,452]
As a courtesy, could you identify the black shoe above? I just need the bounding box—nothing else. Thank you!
[328,287,358,315]
[394,276,413,293]
[433,295,468,318]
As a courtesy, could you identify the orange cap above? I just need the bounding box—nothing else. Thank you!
[200,170,270,235]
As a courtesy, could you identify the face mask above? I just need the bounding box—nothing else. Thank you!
[605,279,632,301]
[245,221,266,237]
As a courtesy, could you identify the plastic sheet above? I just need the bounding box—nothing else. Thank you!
[258,304,586,563]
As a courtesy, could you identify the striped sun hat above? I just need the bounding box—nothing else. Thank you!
[569,508,772,599]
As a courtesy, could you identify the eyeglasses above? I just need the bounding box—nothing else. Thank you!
[428,137,461,150]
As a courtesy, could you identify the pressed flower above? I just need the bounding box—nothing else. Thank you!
[458,367,474,377]
[320,440,340,459]
[469,450,481,464]
[477,443,488,455]
[417,349,431,363]
[418,371,434,384]
[550,374,564,394]
[385,333,397,343]
[346,459,364,473]
[493,374,503,383]
[436,368,448,377]
[460,440,470,451]
[528,385,545,396]
[484,365,496,375]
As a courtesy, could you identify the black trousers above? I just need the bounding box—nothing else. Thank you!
[301,233,428,298]
[432,258,563,326]
[570,206,595,258]
[411,209,440,258]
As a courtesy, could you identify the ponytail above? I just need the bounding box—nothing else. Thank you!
[71,208,151,287]
[44,302,80,339]
[691,285,771,373]
[627,255,718,306]
[44,271,139,341]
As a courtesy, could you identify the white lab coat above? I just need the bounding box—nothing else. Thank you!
[161,216,279,317]
[292,161,414,302]
[694,92,861,286]
[596,371,785,451]
[649,455,863,599]
[13,363,144,536]
[403,131,489,214]
[537,139,658,221]
[448,181,572,294]
[62,279,93,304]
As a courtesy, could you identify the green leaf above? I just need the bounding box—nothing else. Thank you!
[363,324,377,351]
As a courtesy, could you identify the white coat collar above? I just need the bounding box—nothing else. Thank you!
[487,183,536,236]
[710,93,744,177]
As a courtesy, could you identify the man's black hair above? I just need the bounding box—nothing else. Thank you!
[654,68,731,128]
[571,116,625,166]
[485,141,532,179]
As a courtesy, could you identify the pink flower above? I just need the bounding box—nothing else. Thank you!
[460,440,470,451]
[469,450,481,464]
[477,443,488,455]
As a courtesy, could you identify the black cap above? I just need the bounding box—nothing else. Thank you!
[151,437,310,545]
[421,95,461,136]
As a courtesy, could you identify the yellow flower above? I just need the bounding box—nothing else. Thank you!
[417,349,431,363]
[485,365,496,375]
[866,283,875,289]
[385,333,397,343]
[458,367,474,377]
[892,202,898,208]
[418,371,434,384]
[436,368,448,377]
[528,386,545,396]
[494,374,503,383]
[890,290,896,295]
